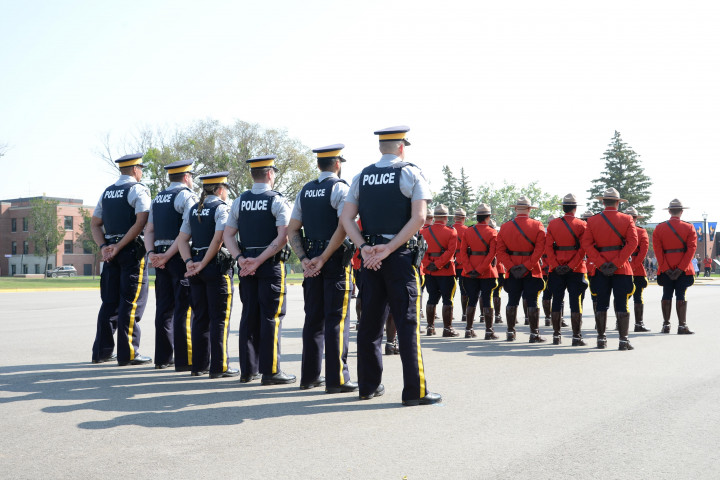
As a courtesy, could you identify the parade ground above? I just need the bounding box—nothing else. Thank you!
[1,280,719,479]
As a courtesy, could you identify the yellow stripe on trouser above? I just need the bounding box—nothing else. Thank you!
[413,267,426,398]
[338,265,351,385]
[450,278,457,306]
[535,277,545,304]
[127,257,145,360]
[625,283,636,313]
[186,307,193,365]
[222,275,232,371]
[272,261,285,374]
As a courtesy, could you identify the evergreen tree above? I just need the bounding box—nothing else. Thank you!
[433,165,458,210]
[587,131,654,221]
[456,167,475,214]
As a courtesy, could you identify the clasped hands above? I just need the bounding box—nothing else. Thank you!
[509,264,529,279]
[361,244,391,271]
[666,268,684,281]
[554,265,572,275]
[599,262,618,276]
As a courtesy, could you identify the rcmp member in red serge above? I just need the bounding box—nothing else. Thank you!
[491,219,505,325]
[496,196,547,343]
[340,125,441,406]
[287,144,358,393]
[144,159,198,371]
[452,208,469,323]
[545,194,588,346]
[652,199,697,335]
[91,153,152,366]
[224,155,295,385]
[581,187,638,350]
[421,204,459,337]
[457,203,499,339]
[419,208,434,320]
[624,207,651,333]
[579,210,597,314]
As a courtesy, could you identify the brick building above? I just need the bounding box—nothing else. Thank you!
[0,196,99,277]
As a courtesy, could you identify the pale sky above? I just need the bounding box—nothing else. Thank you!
[1,0,718,225]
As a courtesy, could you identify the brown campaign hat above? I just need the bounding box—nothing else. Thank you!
[475,203,492,215]
[595,187,627,203]
[580,211,594,219]
[557,193,578,206]
[433,204,450,217]
[509,195,538,209]
[454,208,467,217]
[624,206,644,218]
[426,207,434,218]
[663,198,689,210]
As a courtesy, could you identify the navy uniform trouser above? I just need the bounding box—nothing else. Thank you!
[358,247,428,401]
[548,271,588,313]
[92,245,148,363]
[542,275,553,300]
[154,254,193,370]
[657,272,694,300]
[463,277,499,308]
[503,275,545,308]
[592,274,635,312]
[425,274,457,305]
[456,269,467,296]
[632,276,648,304]
[189,258,233,375]
[238,260,286,376]
[301,252,352,387]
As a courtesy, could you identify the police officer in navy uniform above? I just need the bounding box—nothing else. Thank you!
[340,125,441,406]
[287,144,359,393]
[224,155,296,385]
[144,159,198,370]
[177,172,239,378]
[90,153,152,365]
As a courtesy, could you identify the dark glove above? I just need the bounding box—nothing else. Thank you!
[554,265,572,275]
[510,264,529,279]
[668,268,683,280]
[426,263,439,272]
[466,270,480,278]
[600,262,618,276]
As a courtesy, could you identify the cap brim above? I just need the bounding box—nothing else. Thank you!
[509,204,538,209]
[663,206,689,210]
[595,196,628,203]
[557,203,578,206]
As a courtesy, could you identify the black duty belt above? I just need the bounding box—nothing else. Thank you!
[191,247,209,256]
[469,250,488,256]
[303,239,330,251]
[554,245,579,251]
[427,252,444,257]
[663,248,686,254]
[363,234,418,250]
[104,236,123,245]
[506,250,532,256]
[631,251,639,256]
[597,245,623,252]
[155,245,170,254]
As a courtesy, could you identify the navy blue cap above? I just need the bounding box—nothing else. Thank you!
[115,153,145,167]
[312,144,346,162]
[246,155,279,171]
[198,171,229,185]
[164,159,194,174]
[373,126,411,145]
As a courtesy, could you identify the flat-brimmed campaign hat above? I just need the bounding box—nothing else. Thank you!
[663,199,689,210]
[624,206,644,218]
[454,208,467,217]
[509,195,538,209]
[595,187,627,203]
[426,207,434,218]
[580,211,594,219]
[557,193,578,206]
[475,203,492,215]
[434,204,450,217]
[547,215,556,224]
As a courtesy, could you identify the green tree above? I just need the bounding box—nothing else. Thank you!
[433,165,459,210]
[474,181,562,225]
[456,167,475,214]
[28,198,65,274]
[587,131,654,221]
[74,207,101,278]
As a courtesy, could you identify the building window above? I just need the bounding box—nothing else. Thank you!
[23,241,29,255]
[35,264,40,274]
[64,216,73,230]
[22,264,28,274]
[11,265,16,275]
[11,241,17,255]
[64,240,73,254]
[11,218,16,232]
[84,264,92,276]
[22,217,28,232]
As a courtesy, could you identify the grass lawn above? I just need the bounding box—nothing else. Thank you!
[0,272,305,290]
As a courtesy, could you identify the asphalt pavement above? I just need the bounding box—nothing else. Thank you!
[1,278,719,479]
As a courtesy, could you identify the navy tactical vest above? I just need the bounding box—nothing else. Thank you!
[358,163,412,235]
[101,182,137,236]
[189,198,224,249]
[299,177,347,241]
[237,190,280,249]
[152,186,190,241]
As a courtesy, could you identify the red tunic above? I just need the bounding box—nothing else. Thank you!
[545,214,587,273]
[351,219,362,270]
[652,217,697,275]
[458,223,498,279]
[496,214,546,279]
[581,208,638,276]
[421,223,458,276]
[629,225,649,277]
[453,221,469,272]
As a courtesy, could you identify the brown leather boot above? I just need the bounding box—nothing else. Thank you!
[483,307,497,339]
[493,295,503,323]
[506,305,517,341]
[543,299,552,326]
[661,300,672,333]
[595,310,607,348]
[634,303,650,332]
[617,311,633,350]
[528,307,547,343]
[426,303,437,336]
[676,300,694,334]
[551,311,562,344]
[465,305,477,338]
[570,312,585,346]
[442,305,459,337]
